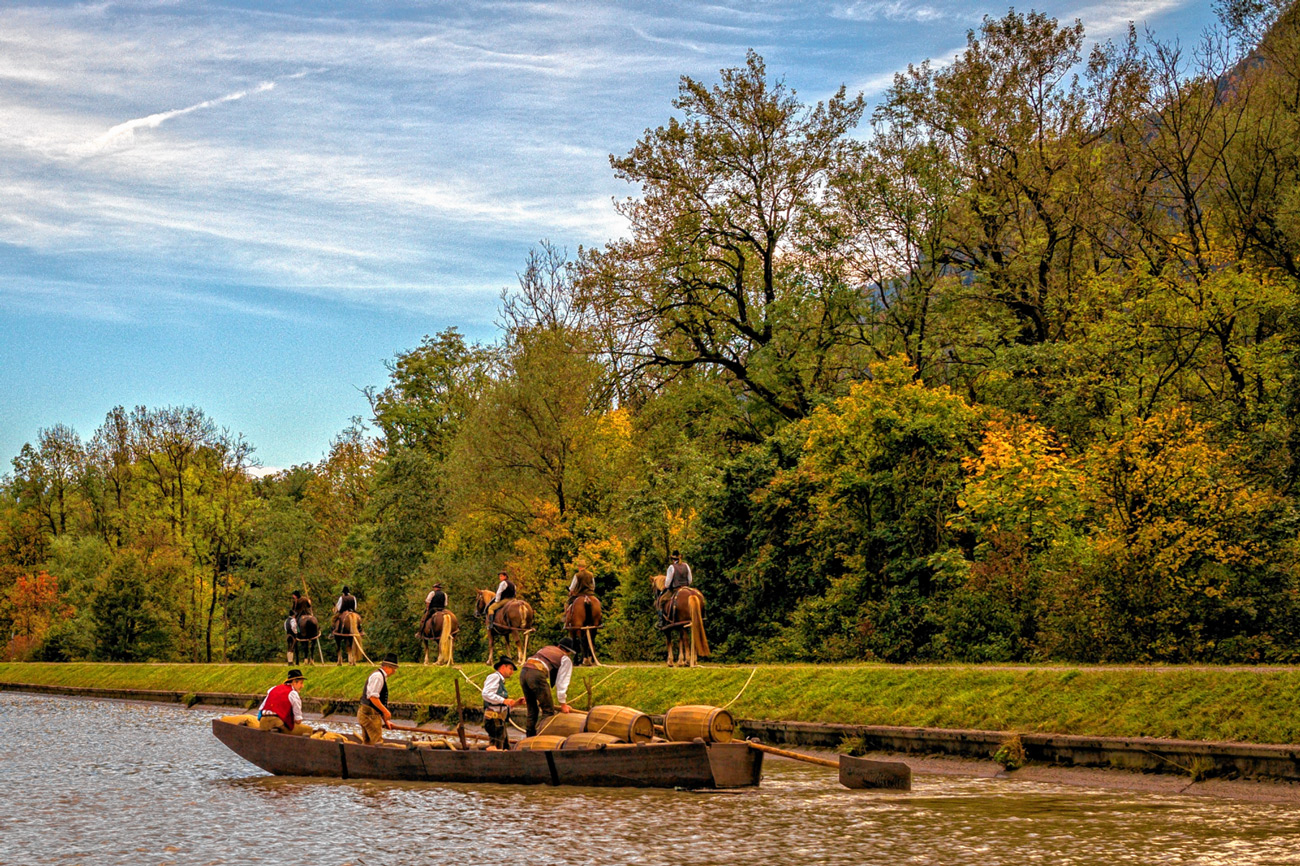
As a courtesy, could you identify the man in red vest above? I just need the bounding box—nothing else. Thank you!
[257,669,312,735]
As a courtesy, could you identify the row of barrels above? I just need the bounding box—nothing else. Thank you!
[517,704,734,750]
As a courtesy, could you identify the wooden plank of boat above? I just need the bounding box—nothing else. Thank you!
[211,721,762,789]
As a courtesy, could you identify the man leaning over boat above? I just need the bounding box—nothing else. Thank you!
[257,669,313,735]
[358,653,399,745]
[520,638,577,737]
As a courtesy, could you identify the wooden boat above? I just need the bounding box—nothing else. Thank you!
[212,720,763,789]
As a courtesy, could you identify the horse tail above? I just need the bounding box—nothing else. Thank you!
[689,594,709,658]
[438,613,455,660]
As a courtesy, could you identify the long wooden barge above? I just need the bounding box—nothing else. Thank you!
[212,720,763,789]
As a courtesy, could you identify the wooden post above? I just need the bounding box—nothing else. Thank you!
[453,678,468,749]
[584,676,593,712]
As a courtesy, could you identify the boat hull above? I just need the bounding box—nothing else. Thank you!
[212,720,762,789]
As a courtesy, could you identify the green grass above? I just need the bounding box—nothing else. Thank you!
[3,661,1299,745]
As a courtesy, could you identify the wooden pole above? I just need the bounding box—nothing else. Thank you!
[584,676,593,712]
[453,679,468,749]
[386,721,491,742]
[748,742,840,769]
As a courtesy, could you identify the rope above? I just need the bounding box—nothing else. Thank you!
[720,667,758,711]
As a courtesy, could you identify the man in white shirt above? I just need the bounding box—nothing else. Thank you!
[481,658,520,750]
[257,669,312,735]
[486,571,516,623]
[357,653,399,745]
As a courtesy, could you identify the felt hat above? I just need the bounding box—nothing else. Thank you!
[556,638,578,654]
[494,657,516,671]
[286,669,305,682]
[380,653,399,668]
[431,582,443,589]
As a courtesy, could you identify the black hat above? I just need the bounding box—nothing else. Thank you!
[286,669,305,682]
[556,638,578,654]
[432,582,443,589]
[380,653,399,668]
[342,586,350,594]
[292,590,301,597]
[494,657,516,670]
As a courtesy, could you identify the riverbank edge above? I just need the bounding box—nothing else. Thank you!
[6,680,1299,783]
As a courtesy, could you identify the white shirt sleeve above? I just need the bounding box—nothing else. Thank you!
[554,655,573,705]
[494,581,507,602]
[364,671,386,701]
[568,575,578,592]
[334,597,342,612]
[666,564,674,579]
[257,686,273,715]
[425,590,436,605]
[482,672,507,705]
[289,689,303,724]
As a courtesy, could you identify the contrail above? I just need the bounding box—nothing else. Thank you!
[81,81,277,154]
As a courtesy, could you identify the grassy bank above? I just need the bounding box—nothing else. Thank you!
[2,661,1298,745]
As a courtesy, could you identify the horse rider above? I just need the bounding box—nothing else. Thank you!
[287,590,313,637]
[420,583,447,634]
[485,571,516,625]
[481,657,520,750]
[333,586,357,615]
[358,653,399,745]
[257,669,313,735]
[520,637,577,737]
[567,563,596,600]
[658,551,692,626]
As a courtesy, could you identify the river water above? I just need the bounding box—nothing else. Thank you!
[3,692,1299,866]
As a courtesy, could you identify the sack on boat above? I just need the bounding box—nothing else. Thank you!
[220,714,260,727]
[415,738,457,750]
[309,730,349,742]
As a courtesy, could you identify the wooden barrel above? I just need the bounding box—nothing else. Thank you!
[560,732,624,750]
[513,735,566,751]
[537,711,588,738]
[662,705,735,743]
[583,705,654,743]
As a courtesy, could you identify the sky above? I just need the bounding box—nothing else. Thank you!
[0,0,1219,471]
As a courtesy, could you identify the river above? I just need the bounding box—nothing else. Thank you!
[3,692,1299,865]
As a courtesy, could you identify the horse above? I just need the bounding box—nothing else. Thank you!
[474,589,535,665]
[284,612,321,665]
[332,609,363,666]
[652,575,709,667]
[417,608,459,666]
[563,594,602,666]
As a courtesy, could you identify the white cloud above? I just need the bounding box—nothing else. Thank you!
[76,82,276,156]
[833,1,949,23]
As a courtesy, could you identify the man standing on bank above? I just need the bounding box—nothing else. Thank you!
[358,653,399,745]
[257,669,313,735]
[520,638,577,737]
[481,657,520,750]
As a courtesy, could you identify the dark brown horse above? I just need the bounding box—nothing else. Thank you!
[475,589,535,665]
[652,575,709,667]
[563,594,602,666]
[332,610,363,665]
[284,612,321,665]
[417,609,459,666]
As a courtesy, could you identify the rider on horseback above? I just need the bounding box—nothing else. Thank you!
[485,572,515,627]
[657,551,692,627]
[419,583,447,636]
[333,586,356,615]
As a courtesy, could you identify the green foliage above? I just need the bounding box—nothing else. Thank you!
[91,550,179,662]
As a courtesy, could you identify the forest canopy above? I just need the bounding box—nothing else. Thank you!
[5,4,1300,664]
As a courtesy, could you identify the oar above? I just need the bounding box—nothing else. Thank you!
[386,720,492,742]
[747,741,911,790]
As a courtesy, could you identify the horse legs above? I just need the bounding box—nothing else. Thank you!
[422,639,429,666]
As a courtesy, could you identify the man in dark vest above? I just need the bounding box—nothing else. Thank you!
[419,583,447,636]
[658,551,692,626]
[257,669,312,735]
[480,657,519,750]
[358,653,399,745]
[486,571,516,624]
[520,638,577,737]
[334,586,357,615]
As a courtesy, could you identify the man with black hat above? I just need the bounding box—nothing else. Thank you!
[425,583,447,612]
[357,653,399,745]
[520,638,577,737]
[333,586,357,615]
[257,669,312,735]
[480,657,520,750]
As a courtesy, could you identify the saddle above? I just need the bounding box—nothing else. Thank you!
[563,594,600,629]
[657,589,682,625]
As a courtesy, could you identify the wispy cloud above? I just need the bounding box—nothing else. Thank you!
[76,81,276,156]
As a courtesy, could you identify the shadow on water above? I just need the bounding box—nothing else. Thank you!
[5,692,1300,866]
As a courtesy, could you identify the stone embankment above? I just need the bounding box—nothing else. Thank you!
[5,680,1298,782]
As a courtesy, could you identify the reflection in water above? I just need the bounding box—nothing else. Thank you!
[2,692,1299,865]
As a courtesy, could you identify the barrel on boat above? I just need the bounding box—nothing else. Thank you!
[537,711,588,737]
[560,732,625,749]
[663,705,735,743]
[514,735,566,751]
[583,705,654,743]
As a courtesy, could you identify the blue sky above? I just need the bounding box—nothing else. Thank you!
[0,0,1217,471]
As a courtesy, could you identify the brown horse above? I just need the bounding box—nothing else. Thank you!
[332,610,363,665]
[285,612,321,665]
[417,609,459,666]
[474,589,535,665]
[563,594,602,666]
[652,575,710,667]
